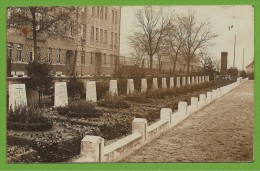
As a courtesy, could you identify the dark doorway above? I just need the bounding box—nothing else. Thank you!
[65,50,75,76]
[95,52,102,76]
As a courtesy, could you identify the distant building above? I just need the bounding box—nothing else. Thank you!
[220,52,228,75]
[7,6,121,77]
[246,61,254,74]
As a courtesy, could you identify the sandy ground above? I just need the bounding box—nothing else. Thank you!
[122,80,254,162]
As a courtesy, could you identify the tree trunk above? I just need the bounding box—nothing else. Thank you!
[72,50,77,76]
[31,7,38,62]
[38,91,41,106]
[173,58,177,75]
[149,55,153,70]
[187,60,191,74]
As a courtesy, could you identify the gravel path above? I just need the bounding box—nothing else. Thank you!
[122,80,254,162]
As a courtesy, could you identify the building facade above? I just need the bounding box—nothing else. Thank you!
[7,6,121,77]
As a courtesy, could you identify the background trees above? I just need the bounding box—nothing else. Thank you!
[8,7,72,62]
[128,8,218,74]
[128,6,171,70]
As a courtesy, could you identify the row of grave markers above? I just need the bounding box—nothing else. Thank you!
[8,76,209,109]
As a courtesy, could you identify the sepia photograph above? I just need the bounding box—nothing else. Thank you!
[6,5,254,163]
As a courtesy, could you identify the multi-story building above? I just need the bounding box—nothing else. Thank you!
[7,6,121,77]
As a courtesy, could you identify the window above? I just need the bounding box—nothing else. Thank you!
[92,6,95,16]
[115,11,118,24]
[100,6,104,19]
[90,52,93,65]
[7,43,13,60]
[82,24,86,40]
[35,12,43,31]
[100,29,103,43]
[110,54,113,66]
[29,51,33,62]
[103,53,106,66]
[69,21,73,37]
[112,10,114,23]
[114,33,117,48]
[64,21,68,36]
[57,49,61,63]
[81,50,85,65]
[97,6,100,18]
[105,7,108,20]
[47,47,52,63]
[111,32,114,48]
[91,26,94,41]
[49,16,56,33]
[96,28,99,42]
[17,44,23,62]
[104,30,107,44]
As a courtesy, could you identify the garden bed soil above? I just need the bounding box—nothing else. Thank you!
[7,122,98,163]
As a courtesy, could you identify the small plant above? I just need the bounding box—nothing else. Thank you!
[57,100,102,118]
[125,91,152,103]
[97,93,131,109]
[7,105,53,131]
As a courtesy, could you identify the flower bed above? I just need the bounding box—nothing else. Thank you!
[57,100,103,118]
[97,94,131,109]
[7,105,53,131]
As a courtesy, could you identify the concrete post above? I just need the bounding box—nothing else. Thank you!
[206,92,212,104]
[160,108,172,125]
[178,101,188,116]
[132,118,148,140]
[198,94,206,108]
[80,135,104,162]
[127,79,134,94]
[109,80,118,96]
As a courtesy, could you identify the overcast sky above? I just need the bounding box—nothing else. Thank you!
[120,5,254,70]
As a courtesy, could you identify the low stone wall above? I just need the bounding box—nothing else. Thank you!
[73,77,248,163]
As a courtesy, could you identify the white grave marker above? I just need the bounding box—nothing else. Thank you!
[176,77,181,87]
[9,84,27,109]
[187,76,190,85]
[127,79,134,94]
[162,78,167,89]
[54,82,68,107]
[86,81,97,102]
[109,80,118,96]
[153,78,158,90]
[170,77,174,88]
[182,77,186,86]
[141,78,147,92]
[192,76,195,85]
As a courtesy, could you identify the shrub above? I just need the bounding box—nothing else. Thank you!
[67,76,85,100]
[134,109,160,123]
[96,80,109,100]
[57,100,102,118]
[117,78,127,95]
[97,93,131,109]
[7,105,53,131]
[125,91,152,103]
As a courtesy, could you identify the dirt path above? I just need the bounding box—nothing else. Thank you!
[122,81,254,162]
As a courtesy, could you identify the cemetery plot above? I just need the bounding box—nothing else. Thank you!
[7,78,234,163]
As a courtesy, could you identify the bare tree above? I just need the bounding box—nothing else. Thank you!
[8,7,72,62]
[128,6,170,69]
[198,49,219,79]
[178,10,218,74]
[164,16,185,74]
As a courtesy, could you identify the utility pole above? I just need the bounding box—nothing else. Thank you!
[242,48,245,70]
[233,35,236,68]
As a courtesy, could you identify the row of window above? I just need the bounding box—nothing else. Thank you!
[80,52,116,66]
[7,43,117,66]
[90,27,118,49]
[7,43,62,64]
[91,6,118,24]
